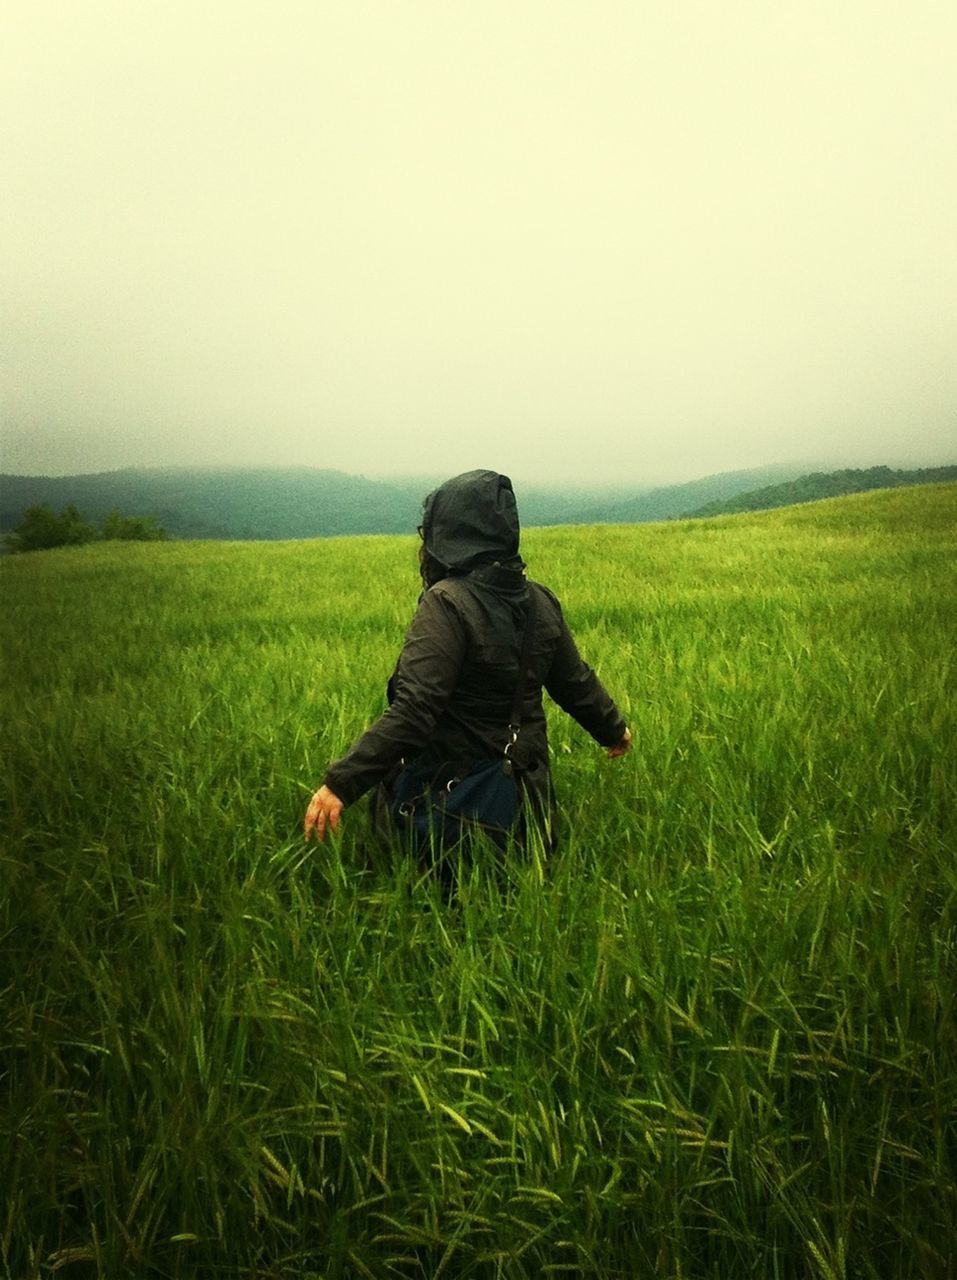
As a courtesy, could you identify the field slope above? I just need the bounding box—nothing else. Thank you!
[2,484,955,1278]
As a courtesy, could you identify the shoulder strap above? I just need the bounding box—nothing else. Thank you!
[505,587,537,755]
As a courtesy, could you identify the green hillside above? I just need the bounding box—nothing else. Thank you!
[0,466,660,540]
[2,484,955,1277]
[683,464,957,518]
[0,466,426,540]
[0,460,855,540]
[574,461,815,523]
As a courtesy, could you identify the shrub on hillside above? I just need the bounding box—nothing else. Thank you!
[4,504,98,552]
[4,504,168,552]
[100,508,168,542]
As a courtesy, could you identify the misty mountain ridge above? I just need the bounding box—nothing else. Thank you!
[684,465,957,518]
[1,461,952,542]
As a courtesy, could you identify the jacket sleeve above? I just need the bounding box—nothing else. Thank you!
[541,593,627,748]
[323,588,467,804]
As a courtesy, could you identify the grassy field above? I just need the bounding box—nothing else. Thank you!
[2,484,955,1278]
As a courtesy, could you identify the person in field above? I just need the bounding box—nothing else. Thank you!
[304,469,631,853]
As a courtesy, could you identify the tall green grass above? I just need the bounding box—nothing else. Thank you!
[2,485,955,1277]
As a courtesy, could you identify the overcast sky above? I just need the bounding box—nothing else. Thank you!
[2,1,955,486]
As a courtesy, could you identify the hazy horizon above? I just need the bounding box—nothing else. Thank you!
[2,2,955,485]
[3,453,955,492]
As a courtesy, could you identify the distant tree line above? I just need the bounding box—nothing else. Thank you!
[684,465,957,519]
[4,504,169,553]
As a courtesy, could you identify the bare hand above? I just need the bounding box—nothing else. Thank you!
[607,727,632,759]
[304,784,344,842]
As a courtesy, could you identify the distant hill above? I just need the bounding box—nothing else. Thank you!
[2,462,951,541]
[0,468,427,541]
[682,466,957,518]
[569,463,816,524]
[0,464,782,540]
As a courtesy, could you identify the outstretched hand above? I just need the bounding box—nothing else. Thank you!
[607,727,632,759]
[304,784,344,842]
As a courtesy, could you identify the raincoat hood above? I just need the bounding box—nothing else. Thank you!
[421,470,521,574]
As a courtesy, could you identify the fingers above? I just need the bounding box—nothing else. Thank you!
[304,786,344,842]
[304,794,324,842]
[607,728,633,759]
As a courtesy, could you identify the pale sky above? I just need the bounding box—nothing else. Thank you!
[2,1,955,486]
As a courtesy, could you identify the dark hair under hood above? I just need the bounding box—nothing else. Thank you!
[420,470,522,579]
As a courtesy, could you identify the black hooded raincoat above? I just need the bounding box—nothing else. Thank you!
[323,470,627,839]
